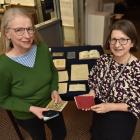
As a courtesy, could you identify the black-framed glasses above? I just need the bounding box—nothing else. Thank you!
[8,27,35,36]
[109,38,130,45]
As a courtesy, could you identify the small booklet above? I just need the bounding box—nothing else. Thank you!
[46,100,68,112]
[74,95,95,109]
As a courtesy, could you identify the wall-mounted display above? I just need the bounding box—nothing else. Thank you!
[49,45,104,100]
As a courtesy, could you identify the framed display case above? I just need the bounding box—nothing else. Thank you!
[49,45,104,100]
[35,0,63,47]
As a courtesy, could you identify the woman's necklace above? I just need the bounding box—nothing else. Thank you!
[106,54,131,91]
[98,54,131,98]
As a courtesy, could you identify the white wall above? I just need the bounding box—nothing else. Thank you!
[85,0,112,46]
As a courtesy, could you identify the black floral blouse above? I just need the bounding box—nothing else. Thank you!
[88,54,140,118]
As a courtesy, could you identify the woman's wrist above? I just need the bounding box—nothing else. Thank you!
[89,90,95,97]
[51,90,58,94]
[111,103,128,112]
[29,106,34,112]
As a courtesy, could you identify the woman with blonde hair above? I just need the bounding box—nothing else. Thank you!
[0,7,66,140]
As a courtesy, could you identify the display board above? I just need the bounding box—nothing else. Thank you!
[49,45,104,100]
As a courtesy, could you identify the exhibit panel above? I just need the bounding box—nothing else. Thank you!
[49,45,104,100]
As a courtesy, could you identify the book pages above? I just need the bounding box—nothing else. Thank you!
[71,64,89,81]
[79,50,100,60]
[58,71,68,82]
[69,84,86,92]
[89,50,100,59]
[58,83,67,94]
[79,51,89,59]
[46,100,68,112]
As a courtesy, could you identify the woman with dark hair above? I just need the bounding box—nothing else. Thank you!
[85,19,140,140]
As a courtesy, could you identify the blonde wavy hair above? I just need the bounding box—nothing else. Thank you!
[0,7,41,54]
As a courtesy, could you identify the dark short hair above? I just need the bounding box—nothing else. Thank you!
[105,19,138,52]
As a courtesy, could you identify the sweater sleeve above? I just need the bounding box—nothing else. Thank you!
[0,67,31,112]
[50,59,59,92]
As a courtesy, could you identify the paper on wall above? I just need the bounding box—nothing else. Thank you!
[60,0,74,26]
[58,83,67,94]
[58,71,68,82]
[53,59,66,70]
[71,64,89,81]
[69,84,86,92]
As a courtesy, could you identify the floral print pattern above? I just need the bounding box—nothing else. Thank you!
[88,54,140,118]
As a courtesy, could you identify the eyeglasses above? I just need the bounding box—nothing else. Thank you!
[8,27,35,36]
[109,38,130,45]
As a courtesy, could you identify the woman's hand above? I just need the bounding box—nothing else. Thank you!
[91,103,128,113]
[51,90,62,104]
[82,90,96,97]
[91,103,113,113]
[29,106,48,119]
[81,90,95,111]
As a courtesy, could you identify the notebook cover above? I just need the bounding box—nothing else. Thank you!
[74,95,95,109]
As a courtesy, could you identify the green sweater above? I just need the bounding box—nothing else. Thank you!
[0,43,58,119]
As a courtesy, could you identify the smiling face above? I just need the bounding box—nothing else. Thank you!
[109,30,134,63]
[5,15,34,54]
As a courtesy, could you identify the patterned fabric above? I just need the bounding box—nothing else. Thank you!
[88,54,140,118]
[9,44,37,67]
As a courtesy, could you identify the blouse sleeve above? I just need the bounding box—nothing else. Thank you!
[88,64,98,91]
[88,55,105,91]
[125,63,140,119]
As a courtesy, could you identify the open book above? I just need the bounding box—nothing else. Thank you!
[74,95,95,109]
[79,50,100,60]
[46,100,68,112]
